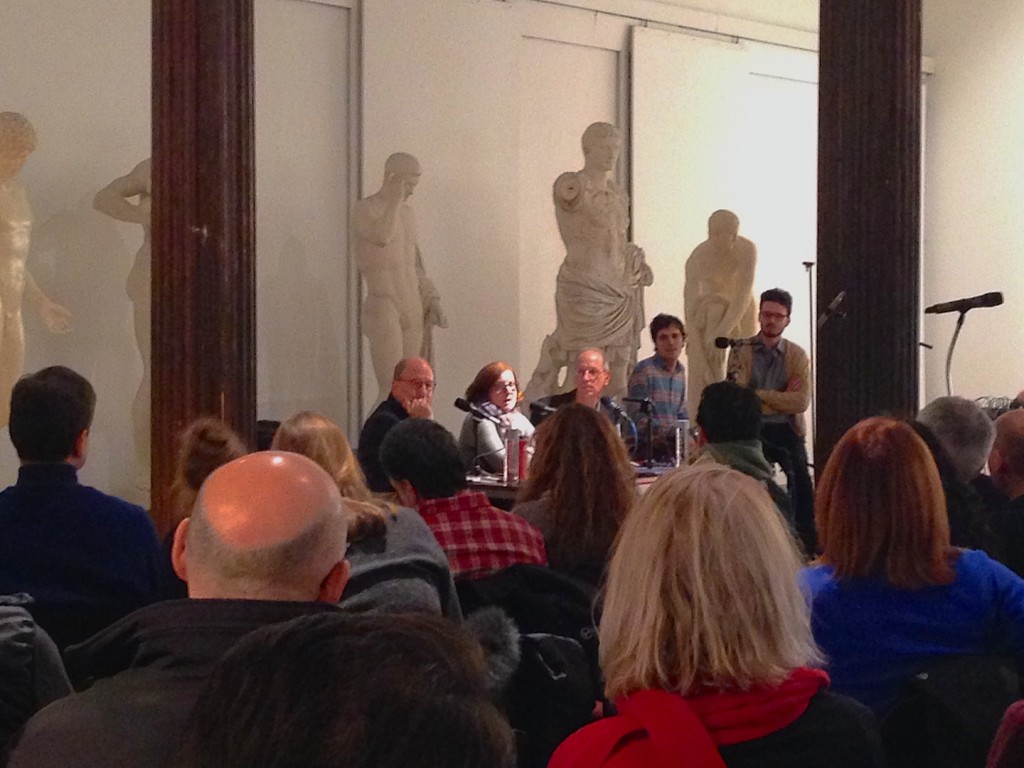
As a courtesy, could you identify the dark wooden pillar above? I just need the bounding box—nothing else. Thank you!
[815,1,922,468]
[151,0,256,535]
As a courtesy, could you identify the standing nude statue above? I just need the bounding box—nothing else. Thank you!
[683,209,757,418]
[352,153,447,405]
[94,158,151,475]
[523,122,653,402]
[0,112,72,426]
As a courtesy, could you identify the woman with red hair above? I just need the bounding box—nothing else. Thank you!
[804,417,1024,716]
[458,361,534,474]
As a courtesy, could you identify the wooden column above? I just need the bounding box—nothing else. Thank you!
[815,1,922,468]
[150,0,256,535]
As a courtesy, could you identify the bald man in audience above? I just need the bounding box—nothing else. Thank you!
[989,411,1024,578]
[7,451,350,768]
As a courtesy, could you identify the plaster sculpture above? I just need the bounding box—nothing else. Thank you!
[93,158,151,475]
[683,209,757,418]
[353,153,447,404]
[0,112,72,427]
[523,122,653,401]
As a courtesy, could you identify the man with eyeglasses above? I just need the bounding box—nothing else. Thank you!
[726,288,815,554]
[530,348,621,427]
[358,357,435,492]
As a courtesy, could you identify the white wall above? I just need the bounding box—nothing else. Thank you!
[921,0,1024,403]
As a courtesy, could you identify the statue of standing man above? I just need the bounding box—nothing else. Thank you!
[0,112,72,427]
[683,209,757,418]
[523,122,653,402]
[353,153,447,405]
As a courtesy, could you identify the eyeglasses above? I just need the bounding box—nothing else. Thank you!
[759,311,789,321]
[491,381,517,392]
[577,366,605,379]
[397,378,435,391]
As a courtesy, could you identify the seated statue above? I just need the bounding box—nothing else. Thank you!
[523,122,653,402]
[683,209,756,419]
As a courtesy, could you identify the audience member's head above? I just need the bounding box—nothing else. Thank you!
[573,348,609,408]
[465,361,522,412]
[174,612,514,768]
[816,417,953,589]
[255,419,280,451]
[380,418,466,505]
[518,403,635,577]
[172,451,350,602]
[990,410,1024,499]
[390,358,435,408]
[272,411,388,541]
[170,418,248,529]
[917,396,996,482]
[9,366,96,466]
[696,381,763,443]
[600,463,819,698]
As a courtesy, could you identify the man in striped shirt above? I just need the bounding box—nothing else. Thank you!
[627,314,688,459]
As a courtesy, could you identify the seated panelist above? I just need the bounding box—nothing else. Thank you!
[458,362,535,475]
[530,348,624,428]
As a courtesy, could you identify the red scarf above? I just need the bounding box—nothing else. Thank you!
[548,668,829,768]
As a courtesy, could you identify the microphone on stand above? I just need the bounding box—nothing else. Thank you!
[528,401,557,417]
[622,396,654,414]
[817,290,847,329]
[714,336,762,349]
[454,398,502,425]
[924,292,1003,315]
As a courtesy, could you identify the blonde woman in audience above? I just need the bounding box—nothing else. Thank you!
[512,404,635,586]
[271,411,460,618]
[551,463,883,768]
[804,417,1024,716]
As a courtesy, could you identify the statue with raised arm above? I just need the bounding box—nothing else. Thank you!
[352,153,447,405]
[94,158,151,476]
[0,112,72,426]
[683,209,757,418]
[523,122,653,402]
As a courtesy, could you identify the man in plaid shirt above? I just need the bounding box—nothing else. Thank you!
[627,313,688,459]
[380,418,547,580]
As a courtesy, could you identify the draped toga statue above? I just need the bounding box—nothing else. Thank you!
[523,122,653,401]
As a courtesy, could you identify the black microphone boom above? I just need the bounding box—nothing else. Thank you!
[715,336,761,349]
[454,398,502,425]
[924,292,1003,315]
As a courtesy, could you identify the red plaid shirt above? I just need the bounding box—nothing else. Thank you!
[417,491,547,580]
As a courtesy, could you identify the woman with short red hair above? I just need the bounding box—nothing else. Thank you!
[803,417,1024,716]
[458,361,534,474]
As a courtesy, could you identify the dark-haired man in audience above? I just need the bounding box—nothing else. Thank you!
[7,451,350,767]
[0,366,162,651]
[694,381,794,531]
[380,418,546,579]
[358,357,435,492]
[988,410,1024,577]
[627,313,687,459]
[727,287,814,553]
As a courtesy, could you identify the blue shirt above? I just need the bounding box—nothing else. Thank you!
[801,549,1024,715]
[752,337,790,424]
[627,354,687,429]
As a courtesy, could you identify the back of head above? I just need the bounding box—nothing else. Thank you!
[816,417,952,588]
[174,612,514,768]
[379,418,466,500]
[759,287,793,314]
[993,410,1024,485]
[696,381,762,443]
[917,396,995,482]
[171,417,248,527]
[600,463,818,698]
[9,366,95,462]
[181,451,348,601]
[272,411,372,502]
[519,404,635,569]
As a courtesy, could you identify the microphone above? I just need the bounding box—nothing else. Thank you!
[622,397,653,405]
[817,290,847,329]
[528,401,556,416]
[454,398,502,425]
[600,396,627,421]
[714,337,761,349]
[924,292,1003,315]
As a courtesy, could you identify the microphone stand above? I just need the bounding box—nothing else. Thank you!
[802,261,816,439]
[637,399,655,468]
[943,310,969,396]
